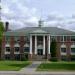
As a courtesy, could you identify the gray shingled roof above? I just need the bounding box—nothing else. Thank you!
[4,27,75,36]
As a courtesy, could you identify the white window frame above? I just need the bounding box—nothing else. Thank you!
[70,45,75,55]
[60,44,67,55]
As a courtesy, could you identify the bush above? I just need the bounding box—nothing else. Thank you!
[71,55,75,61]
[50,39,58,61]
[21,53,28,61]
[50,57,58,62]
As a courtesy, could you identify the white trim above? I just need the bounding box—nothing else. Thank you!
[43,35,45,55]
[71,45,75,48]
[70,46,75,54]
[71,53,75,55]
[24,43,29,47]
[61,53,66,55]
[14,44,20,47]
[5,52,10,54]
[35,35,37,54]
[32,29,47,33]
[60,45,67,54]
[5,44,10,47]
[61,44,66,48]
[30,34,50,36]
[30,35,32,54]
[48,35,50,54]
[51,35,75,36]
[14,52,20,54]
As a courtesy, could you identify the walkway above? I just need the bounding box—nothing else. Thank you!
[20,61,42,73]
[0,61,75,75]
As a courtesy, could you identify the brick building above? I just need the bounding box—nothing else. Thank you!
[1,21,75,61]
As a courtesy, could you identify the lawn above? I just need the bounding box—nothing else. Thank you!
[38,62,75,71]
[0,61,31,71]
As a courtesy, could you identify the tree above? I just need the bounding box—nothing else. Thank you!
[0,21,4,43]
[50,39,57,61]
[0,21,4,59]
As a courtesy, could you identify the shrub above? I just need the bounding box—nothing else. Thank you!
[50,57,58,62]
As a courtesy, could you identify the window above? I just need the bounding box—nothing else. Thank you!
[71,48,75,53]
[6,47,10,52]
[38,36,43,41]
[6,37,10,43]
[51,36,57,41]
[14,54,20,60]
[24,47,29,52]
[71,55,75,61]
[5,54,10,60]
[71,36,75,41]
[15,47,19,52]
[24,36,29,43]
[37,49,43,55]
[60,36,67,42]
[60,36,63,41]
[64,36,67,41]
[61,48,66,53]
[61,55,67,61]
[14,37,20,43]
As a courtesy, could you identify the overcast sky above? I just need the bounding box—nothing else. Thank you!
[1,0,75,31]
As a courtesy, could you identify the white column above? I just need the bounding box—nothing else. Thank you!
[30,35,32,54]
[35,35,37,54]
[48,35,50,54]
[43,35,45,55]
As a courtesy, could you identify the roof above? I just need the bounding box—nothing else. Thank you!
[4,27,75,36]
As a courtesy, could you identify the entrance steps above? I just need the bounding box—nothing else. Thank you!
[32,55,47,61]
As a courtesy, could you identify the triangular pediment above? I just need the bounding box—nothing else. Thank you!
[31,29,47,33]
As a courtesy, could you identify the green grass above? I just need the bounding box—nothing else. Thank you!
[38,62,75,71]
[0,61,31,71]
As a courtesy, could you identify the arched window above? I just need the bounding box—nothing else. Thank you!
[14,44,20,52]
[60,44,67,61]
[5,44,10,52]
[60,44,66,53]
[71,45,75,53]
[24,43,29,52]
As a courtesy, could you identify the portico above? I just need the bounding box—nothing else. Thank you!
[29,33,51,60]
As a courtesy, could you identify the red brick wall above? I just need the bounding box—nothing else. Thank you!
[19,36,25,60]
[10,36,14,60]
[1,36,6,60]
[56,36,72,61]
[1,35,75,61]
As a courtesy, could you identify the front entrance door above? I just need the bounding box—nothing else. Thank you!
[37,49,43,55]
[36,49,44,60]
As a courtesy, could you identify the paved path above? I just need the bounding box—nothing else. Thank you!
[20,61,42,73]
[0,61,75,75]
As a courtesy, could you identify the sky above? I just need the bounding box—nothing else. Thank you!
[1,0,75,31]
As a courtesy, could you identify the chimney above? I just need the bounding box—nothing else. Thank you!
[5,22,9,31]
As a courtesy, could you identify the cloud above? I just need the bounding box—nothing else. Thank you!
[46,12,64,21]
[1,0,39,30]
[1,0,75,31]
[45,12,75,31]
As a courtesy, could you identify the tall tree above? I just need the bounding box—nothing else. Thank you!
[0,21,4,42]
[50,39,57,61]
[0,21,4,59]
